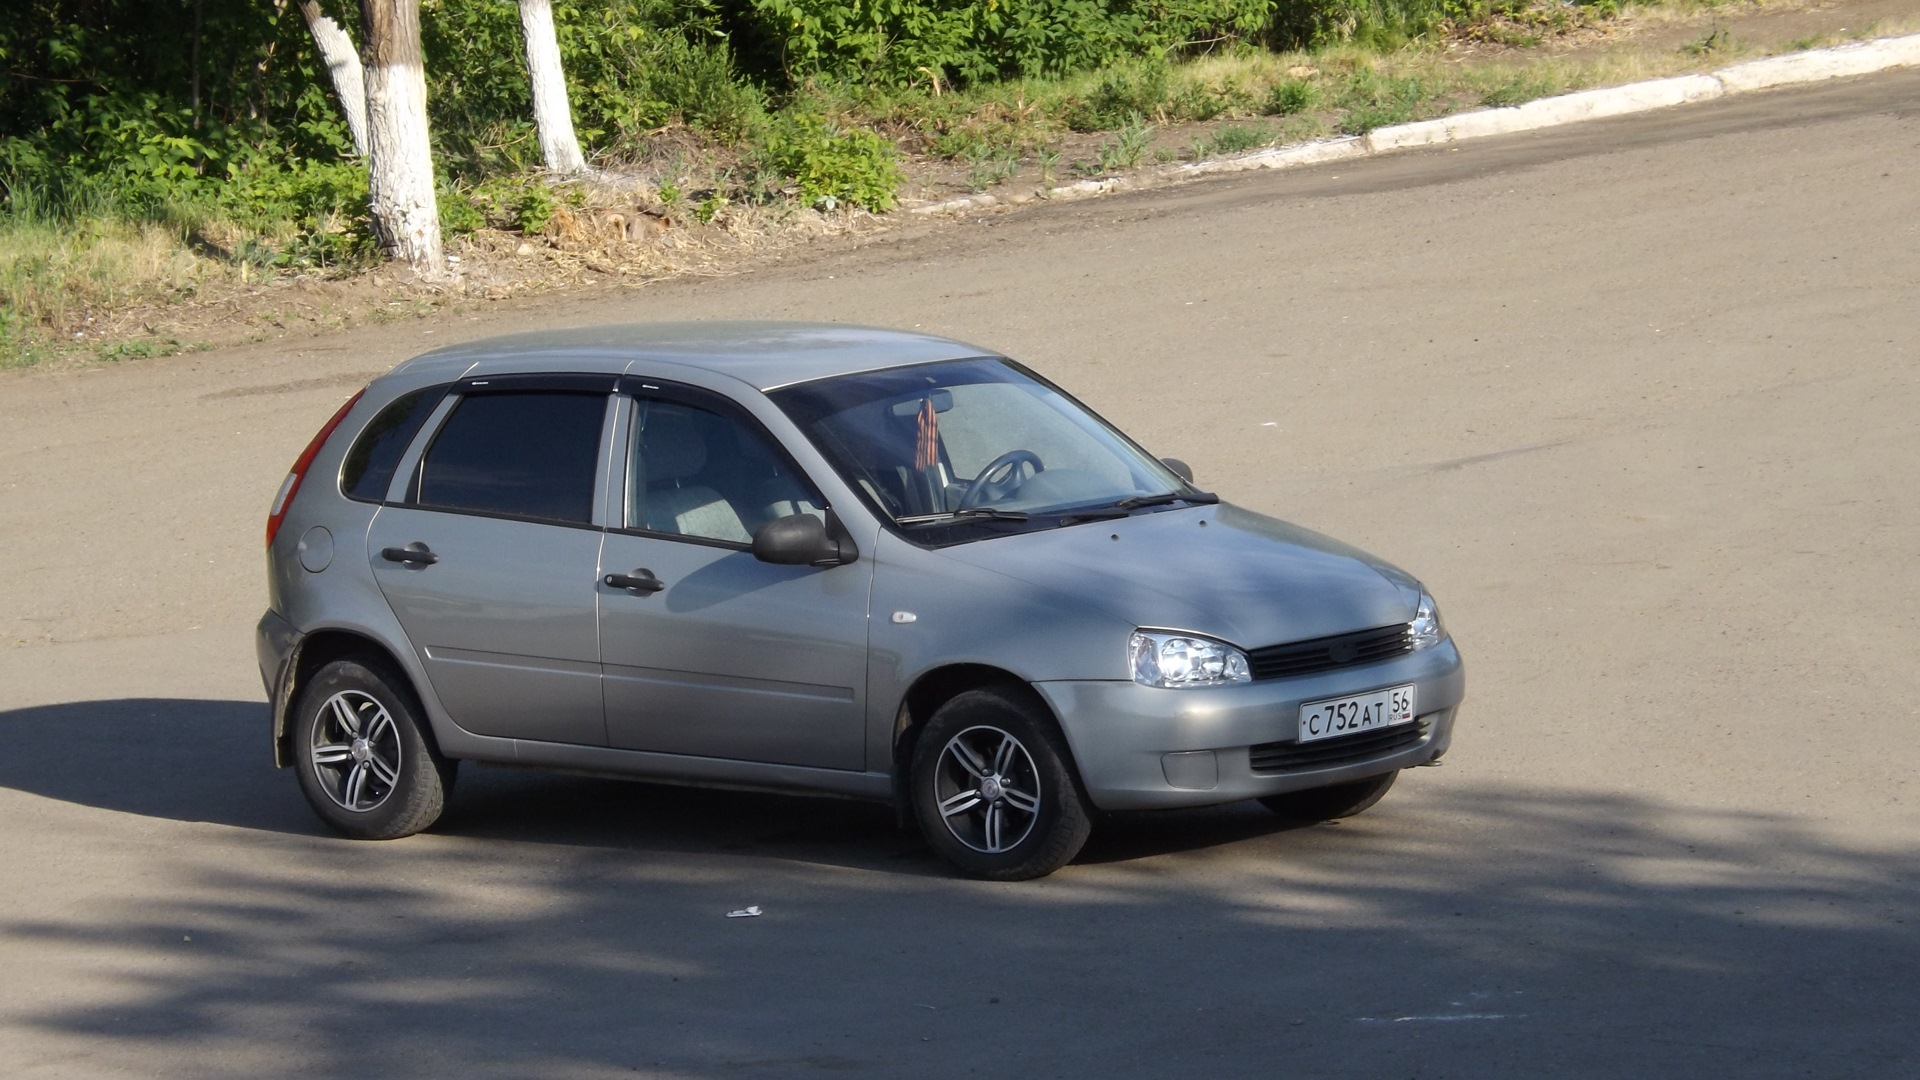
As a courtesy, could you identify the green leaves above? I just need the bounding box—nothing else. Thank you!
[744,0,1277,90]
[756,113,904,212]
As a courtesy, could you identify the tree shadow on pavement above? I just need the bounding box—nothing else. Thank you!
[4,705,1917,1080]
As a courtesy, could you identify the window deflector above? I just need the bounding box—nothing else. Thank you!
[614,382,832,548]
[382,393,460,505]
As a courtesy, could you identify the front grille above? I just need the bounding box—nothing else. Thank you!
[1248,719,1430,774]
[1246,624,1412,681]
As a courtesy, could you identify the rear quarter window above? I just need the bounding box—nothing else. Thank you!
[340,386,447,502]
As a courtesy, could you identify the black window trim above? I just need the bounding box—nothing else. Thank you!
[394,503,609,533]
[398,376,618,526]
[459,372,620,395]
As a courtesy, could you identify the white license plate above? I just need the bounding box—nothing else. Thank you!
[1298,684,1417,744]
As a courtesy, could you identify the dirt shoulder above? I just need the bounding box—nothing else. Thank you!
[9,0,1914,372]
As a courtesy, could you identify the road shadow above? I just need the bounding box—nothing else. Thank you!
[0,697,1306,873]
[6,775,1917,1079]
[0,698,313,834]
[9,701,1919,1079]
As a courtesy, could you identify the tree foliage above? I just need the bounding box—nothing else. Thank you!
[1,0,1475,242]
[2,0,354,210]
[741,0,1276,87]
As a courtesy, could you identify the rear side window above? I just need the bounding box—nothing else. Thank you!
[414,391,607,524]
[340,386,445,502]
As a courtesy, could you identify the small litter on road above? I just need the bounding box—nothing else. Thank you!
[725,906,762,918]
[1359,1006,1520,1014]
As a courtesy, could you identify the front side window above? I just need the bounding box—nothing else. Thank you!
[626,398,824,545]
[415,391,607,523]
[770,358,1191,539]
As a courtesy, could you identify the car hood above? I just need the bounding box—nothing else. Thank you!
[934,503,1418,649]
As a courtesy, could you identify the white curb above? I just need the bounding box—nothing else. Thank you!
[906,31,1920,216]
[1716,33,1920,91]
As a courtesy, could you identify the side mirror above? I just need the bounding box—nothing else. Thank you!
[1161,457,1194,483]
[752,513,856,567]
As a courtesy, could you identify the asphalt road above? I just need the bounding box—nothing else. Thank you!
[3,69,1917,1079]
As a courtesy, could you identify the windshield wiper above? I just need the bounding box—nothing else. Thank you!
[1056,508,1131,525]
[1109,490,1220,511]
[896,507,1032,526]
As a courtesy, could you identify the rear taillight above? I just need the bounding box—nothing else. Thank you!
[267,390,364,547]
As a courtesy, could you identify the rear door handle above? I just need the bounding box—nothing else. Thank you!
[380,542,439,566]
[604,569,665,594]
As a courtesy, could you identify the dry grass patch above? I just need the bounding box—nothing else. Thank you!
[0,218,232,367]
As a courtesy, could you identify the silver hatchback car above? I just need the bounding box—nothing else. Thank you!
[258,322,1464,879]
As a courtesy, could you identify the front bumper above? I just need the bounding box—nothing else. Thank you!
[1036,638,1465,811]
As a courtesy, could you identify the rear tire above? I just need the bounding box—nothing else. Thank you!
[292,656,454,840]
[1259,770,1398,822]
[911,687,1091,881]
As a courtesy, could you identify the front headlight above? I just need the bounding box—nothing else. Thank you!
[1409,591,1445,650]
[1129,630,1251,689]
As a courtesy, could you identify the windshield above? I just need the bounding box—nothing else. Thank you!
[770,357,1197,535]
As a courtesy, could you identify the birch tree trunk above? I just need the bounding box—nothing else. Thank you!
[517,0,587,174]
[360,0,443,273]
[297,0,369,156]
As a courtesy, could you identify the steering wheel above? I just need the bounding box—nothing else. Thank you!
[958,450,1044,509]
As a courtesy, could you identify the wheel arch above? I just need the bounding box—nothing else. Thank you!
[888,663,1064,818]
[273,628,422,768]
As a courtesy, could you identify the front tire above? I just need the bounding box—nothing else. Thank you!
[292,656,454,840]
[911,687,1091,881]
[1259,769,1398,822]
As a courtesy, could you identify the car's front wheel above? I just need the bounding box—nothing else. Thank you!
[911,688,1091,881]
[1259,769,1398,822]
[292,656,454,840]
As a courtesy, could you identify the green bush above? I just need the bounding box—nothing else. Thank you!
[1264,78,1322,115]
[438,184,488,237]
[1169,80,1232,122]
[514,183,558,233]
[1066,61,1171,132]
[755,114,903,211]
[1267,0,1453,49]
[743,0,1275,88]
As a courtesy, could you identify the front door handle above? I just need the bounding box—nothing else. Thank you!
[381,542,439,566]
[604,569,665,594]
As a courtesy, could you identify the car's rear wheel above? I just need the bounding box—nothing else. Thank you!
[1259,769,1398,822]
[911,688,1090,881]
[292,657,454,840]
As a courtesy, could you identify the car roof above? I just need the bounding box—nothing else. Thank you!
[394,320,997,391]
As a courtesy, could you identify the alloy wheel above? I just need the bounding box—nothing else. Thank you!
[933,724,1043,854]
[307,689,403,813]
